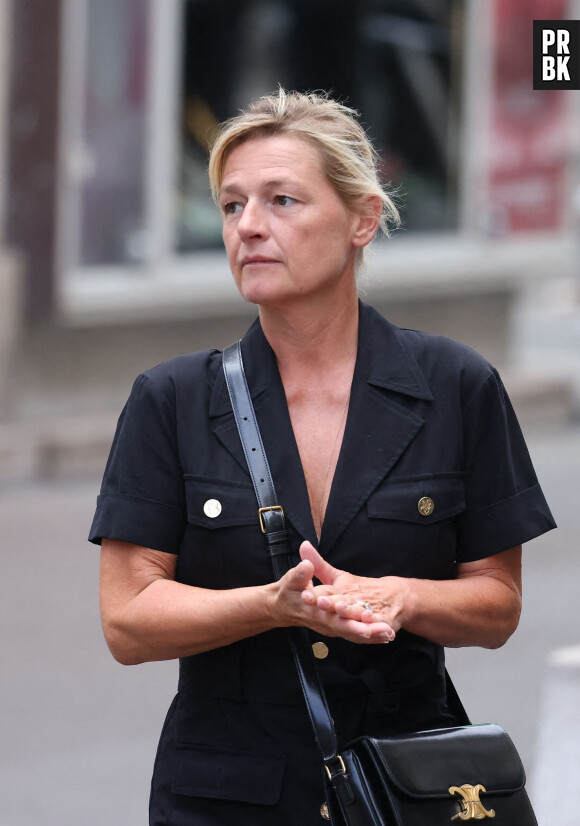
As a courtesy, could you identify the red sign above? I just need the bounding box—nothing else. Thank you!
[487,0,570,232]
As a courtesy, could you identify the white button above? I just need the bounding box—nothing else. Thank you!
[203,499,222,518]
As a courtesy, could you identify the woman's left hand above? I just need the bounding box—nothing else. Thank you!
[299,541,407,638]
[299,540,524,650]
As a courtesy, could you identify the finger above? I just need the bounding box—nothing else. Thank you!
[323,597,393,632]
[334,617,395,644]
[302,602,396,643]
[318,604,392,635]
[301,583,335,607]
[299,541,340,586]
[314,594,370,618]
[301,589,316,606]
[283,559,314,594]
[334,599,373,620]
[370,625,397,643]
[348,619,396,643]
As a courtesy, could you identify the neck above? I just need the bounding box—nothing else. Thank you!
[258,283,360,377]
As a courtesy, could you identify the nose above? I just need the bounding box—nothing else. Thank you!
[237,199,268,241]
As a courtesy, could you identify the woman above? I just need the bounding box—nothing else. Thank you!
[90,89,555,825]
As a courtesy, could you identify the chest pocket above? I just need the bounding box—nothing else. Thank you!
[367,473,466,524]
[182,475,273,589]
[184,475,258,530]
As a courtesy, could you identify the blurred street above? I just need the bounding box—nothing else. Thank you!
[1,352,579,825]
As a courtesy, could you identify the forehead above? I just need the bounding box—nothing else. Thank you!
[220,134,325,188]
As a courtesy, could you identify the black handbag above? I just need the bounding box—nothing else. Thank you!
[223,341,537,826]
[323,726,536,825]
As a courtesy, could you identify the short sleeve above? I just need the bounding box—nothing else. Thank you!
[455,368,556,562]
[88,372,186,554]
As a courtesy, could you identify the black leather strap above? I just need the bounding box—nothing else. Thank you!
[222,341,289,567]
[222,341,339,765]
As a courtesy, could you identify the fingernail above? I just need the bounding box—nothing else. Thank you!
[336,601,347,611]
[380,632,392,642]
[318,597,331,609]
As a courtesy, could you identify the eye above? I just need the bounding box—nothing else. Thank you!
[273,194,296,207]
[222,201,242,215]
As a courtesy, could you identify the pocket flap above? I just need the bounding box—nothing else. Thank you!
[363,724,525,798]
[184,475,258,530]
[172,745,286,805]
[367,475,465,524]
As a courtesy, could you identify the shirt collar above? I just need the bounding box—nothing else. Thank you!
[209,300,433,418]
[357,301,434,401]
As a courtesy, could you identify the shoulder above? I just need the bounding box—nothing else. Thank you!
[402,328,499,407]
[399,326,493,376]
[361,303,499,406]
[132,348,222,401]
[379,309,496,402]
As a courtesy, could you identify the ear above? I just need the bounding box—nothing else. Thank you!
[351,195,382,248]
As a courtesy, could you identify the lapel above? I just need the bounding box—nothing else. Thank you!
[320,302,433,554]
[209,303,434,553]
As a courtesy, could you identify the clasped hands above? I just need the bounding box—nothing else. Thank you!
[275,540,404,645]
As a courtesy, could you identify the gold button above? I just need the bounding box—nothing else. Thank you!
[312,641,329,659]
[418,496,434,517]
[203,499,222,518]
[320,802,330,820]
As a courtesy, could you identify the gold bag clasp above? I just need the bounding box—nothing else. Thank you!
[449,784,496,821]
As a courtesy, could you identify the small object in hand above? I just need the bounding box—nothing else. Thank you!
[356,600,373,613]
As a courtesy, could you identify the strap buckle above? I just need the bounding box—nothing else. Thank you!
[325,755,347,781]
[258,505,285,534]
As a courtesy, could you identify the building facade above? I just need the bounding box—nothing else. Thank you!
[1,0,579,477]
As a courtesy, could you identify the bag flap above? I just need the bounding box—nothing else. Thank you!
[172,744,286,805]
[365,724,525,798]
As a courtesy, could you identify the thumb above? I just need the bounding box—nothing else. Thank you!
[284,558,314,593]
[299,541,340,585]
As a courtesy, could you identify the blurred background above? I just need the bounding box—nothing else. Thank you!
[0,0,579,823]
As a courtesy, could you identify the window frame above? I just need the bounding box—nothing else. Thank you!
[55,0,575,327]
[56,0,182,288]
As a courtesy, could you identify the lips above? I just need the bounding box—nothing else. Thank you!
[241,256,279,266]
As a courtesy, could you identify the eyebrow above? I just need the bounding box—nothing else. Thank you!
[219,178,307,197]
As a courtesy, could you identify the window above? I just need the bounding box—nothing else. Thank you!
[177,0,463,252]
[79,0,150,266]
[59,0,464,293]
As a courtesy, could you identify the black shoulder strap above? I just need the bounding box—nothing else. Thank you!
[222,341,341,767]
[222,340,291,578]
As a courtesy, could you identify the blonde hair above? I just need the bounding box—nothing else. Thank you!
[208,89,400,247]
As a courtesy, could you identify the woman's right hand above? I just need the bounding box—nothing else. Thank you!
[270,557,395,644]
[100,539,394,667]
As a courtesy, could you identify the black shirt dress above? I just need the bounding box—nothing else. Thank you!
[89,301,555,826]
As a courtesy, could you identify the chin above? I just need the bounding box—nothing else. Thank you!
[238,278,291,308]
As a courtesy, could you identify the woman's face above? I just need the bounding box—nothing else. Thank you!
[219,134,369,309]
